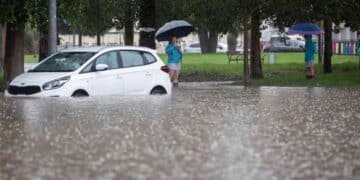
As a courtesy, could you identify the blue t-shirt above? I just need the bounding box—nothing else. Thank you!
[305,36,316,62]
[166,43,182,64]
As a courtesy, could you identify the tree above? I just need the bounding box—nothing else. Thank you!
[138,0,156,49]
[156,0,239,53]
[123,1,136,45]
[227,32,238,52]
[113,0,138,46]
[186,0,238,53]
[1,0,28,82]
[342,0,360,31]
[58,0,119,46]
[250,11,263,79]
[0,24,3,71]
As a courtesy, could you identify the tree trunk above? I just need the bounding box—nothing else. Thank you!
[243,17,250,86]
[227,32,238,52]
[96,0,101,46]
[78,31,82,46]
[4,22,25,82]
[198,28,218,53]
[250,13,263,79]
[39,30,49,61]
[0,24,3,71]
[48,0,57,54]
[124,9,134,46]
[318,21,324,64]
[324,18,332,73]
[139,0,156,49]
[199,28,209,53]
[209,30,218,53]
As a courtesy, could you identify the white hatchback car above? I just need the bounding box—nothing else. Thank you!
[5,46,172,97]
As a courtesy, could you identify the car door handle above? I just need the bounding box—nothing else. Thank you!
[116,75,122,79]
[145,73,152,76]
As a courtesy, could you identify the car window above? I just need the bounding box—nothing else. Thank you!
[143,52,157,64]
[31,52,95,72]
[120,51,145,68]
[190,43,200,48]
[81,62,93,73]
[96,51,119,70]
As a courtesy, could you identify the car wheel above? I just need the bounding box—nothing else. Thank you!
[150,86,167,95]
[71,90,89,97]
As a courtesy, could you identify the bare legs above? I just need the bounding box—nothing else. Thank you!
[306,61,315,79]
[306,67,315,79]
[169,69,180,87]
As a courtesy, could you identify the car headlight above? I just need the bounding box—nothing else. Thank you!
[42,76,71,91]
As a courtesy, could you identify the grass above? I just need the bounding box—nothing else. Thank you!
[159,53,244,81]
[159,52,360,87]
[25,54,39,63]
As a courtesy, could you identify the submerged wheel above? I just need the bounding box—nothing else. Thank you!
[71,90,89,97]
[150,86,167,95]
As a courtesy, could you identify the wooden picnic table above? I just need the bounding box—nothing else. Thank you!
[226,51,265,64]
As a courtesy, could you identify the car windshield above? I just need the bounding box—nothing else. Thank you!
[31,52,95,72]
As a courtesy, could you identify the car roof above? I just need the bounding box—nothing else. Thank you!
[59,46,157,53]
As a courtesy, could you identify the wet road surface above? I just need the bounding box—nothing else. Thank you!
[0,83,360,180]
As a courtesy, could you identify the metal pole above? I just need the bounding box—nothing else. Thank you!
[49,0,57,54]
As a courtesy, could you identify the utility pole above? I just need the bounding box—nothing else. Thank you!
[49,0,57,54]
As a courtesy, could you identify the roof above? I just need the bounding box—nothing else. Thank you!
[58,46,157,53]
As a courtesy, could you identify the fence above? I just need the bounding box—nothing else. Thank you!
[332,42,360,55]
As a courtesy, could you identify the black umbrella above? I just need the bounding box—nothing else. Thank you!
[155,20,194,41]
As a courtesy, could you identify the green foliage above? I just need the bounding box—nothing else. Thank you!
[0,0,28,26]
[269,0,359,30]
[25,0,125,35]
[342,0,360,31]
[0,1,15,23]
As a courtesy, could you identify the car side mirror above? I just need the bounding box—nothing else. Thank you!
[95,64,109,71]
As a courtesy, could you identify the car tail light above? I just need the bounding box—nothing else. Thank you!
[161,65,169,73]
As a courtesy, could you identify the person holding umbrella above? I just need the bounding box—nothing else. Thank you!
[166,36,182,87]
[287,23,324,79]
[305,35,316,79]
[155,20,194,88]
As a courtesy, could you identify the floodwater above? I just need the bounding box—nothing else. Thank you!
[0,82,359,180]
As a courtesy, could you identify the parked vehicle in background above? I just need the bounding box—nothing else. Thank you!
[184,42,229,53]
[263,34,306,52]
[5,46,172,97]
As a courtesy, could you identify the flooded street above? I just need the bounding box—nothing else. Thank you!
[0,83,359,180]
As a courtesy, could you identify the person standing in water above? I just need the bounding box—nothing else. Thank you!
[305,35,316,79]
[166,36,182,87]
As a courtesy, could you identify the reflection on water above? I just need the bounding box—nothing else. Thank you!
[0,83,360,179]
